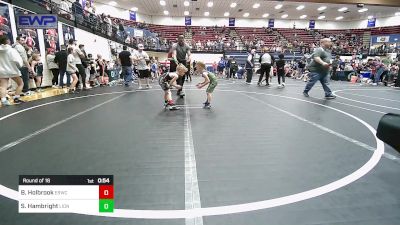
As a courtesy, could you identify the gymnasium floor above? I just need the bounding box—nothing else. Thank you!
[0,77,399,225]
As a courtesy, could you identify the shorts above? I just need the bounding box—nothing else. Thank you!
[217,66,224,72]
[206,81,218,93]
[66,71,75,76]
[138,69,150,78]
[160,82,170,91]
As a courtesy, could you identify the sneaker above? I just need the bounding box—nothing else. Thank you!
[179,92,185,97]
[138,86,143,90]
[325,95,336,100]
[277,84,282,88]
[303,92,309,97]
[13,98,25,104]
[24,91,35,96]
[266,83,270,87]
[203,103,211,109]
[282,83,285,87]
[257,82,261,86]
[168,105,180,110]
[1,100,11,106]
[68,89,77,94]
[246,82,251,85]
[147,85,152,89]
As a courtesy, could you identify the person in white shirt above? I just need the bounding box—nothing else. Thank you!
[46,49,59,87]
[0,35,25,106]
[258,52,274,86]
[59,0,70,14]
[67,39,87,90]
[14,36,33,95]
[66,47,79,93]
[133,44,151,89]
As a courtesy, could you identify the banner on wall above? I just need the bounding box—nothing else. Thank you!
[367,18,376,28]
[268,19,274,28]
[44,28,59,53]
[13,7,42,53]
[309,20,315,29]
[16,14,58,29]
[229,18,235,27]
[129,11,136,21]
[376,36,390,43]
[185,16,191,26]
[0,2,13,41]
[134,29,143,38]
[62,24,75,44]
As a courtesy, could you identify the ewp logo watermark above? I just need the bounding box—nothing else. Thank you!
[17,14,58,29]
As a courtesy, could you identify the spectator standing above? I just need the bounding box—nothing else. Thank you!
[71,0,83,25]
[303,38,336,99]
[59,0,71,17]
[245,48,256,84]
[331,55,340,79]
[66,47,79,93]
[133,44,151,89]
[118,45,133,86]
[0,35,25,105]
[229,57,238,80]
[217,57,226,77]
[54,45,69,88]
[67,39,87,90]
[46,49,59,87]
[275,54,286,88]
[258,51,274,86]
[29,53,44,92]
[14,36,33,95]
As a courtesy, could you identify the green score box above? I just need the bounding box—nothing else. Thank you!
[99,199,114,213]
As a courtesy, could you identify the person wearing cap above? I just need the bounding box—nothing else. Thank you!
[133,44,151,89]
[170,35,191,97]
[55,45,69,88]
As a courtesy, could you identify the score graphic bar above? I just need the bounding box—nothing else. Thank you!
[18,175,114,213]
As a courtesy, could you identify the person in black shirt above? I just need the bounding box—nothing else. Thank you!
[54,45,69,88]
[245,48,256,84]
[276,54,286,87]
[229,57,238,80]
[118,45,133,86]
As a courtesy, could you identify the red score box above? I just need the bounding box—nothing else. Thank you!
[99,185,114,199]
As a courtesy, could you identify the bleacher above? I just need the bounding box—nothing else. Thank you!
[371,25,400,35]
[235,27,278,47]
[277,28,318,44]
